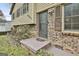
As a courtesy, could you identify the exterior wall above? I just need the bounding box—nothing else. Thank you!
[11,3,36,26]
[11,3,62,38]
[11,3,37,38]
[35,3,62,37]
[47,6,79,55]
[48,8,55,40]
[11,3,79,54]
[36,3,79,54]
[36,3,61,13]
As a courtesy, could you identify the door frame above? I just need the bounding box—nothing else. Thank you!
[37,10,48,38]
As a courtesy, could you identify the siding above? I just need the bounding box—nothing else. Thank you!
[11,3,62,26]
[11,3,36,25]
[36,3,61,13]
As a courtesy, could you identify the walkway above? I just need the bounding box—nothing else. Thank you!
[47,46,76,56]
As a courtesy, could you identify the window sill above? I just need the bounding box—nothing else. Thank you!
[62,30,79,37]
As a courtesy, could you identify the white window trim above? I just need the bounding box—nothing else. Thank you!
[62,5,64,32]
[62,4,79,33]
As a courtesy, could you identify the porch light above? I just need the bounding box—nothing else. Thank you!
[48,9,54,16]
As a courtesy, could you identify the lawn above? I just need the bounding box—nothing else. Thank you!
[0,35,53,56]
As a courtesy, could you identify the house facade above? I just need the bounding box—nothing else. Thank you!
[10,3,37,37]
[10,3,79,54]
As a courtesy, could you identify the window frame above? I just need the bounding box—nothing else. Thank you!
[23,3,26,14]
[62,4,79,33]
[16,8,20,17]
[23,3,29,14]
[27,3,29,12]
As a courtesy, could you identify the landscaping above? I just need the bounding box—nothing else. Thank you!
[0,35,32,56]
[0,35,53,56]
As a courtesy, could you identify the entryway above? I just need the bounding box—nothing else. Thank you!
[39,11,48,38]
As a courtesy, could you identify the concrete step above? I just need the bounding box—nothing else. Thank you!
[20,38,51,53]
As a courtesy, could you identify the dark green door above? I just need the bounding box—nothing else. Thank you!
[39,11,48,38]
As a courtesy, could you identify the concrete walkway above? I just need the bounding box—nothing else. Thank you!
[47,46,76,56]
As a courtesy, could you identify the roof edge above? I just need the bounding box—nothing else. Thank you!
[10,3,15,14]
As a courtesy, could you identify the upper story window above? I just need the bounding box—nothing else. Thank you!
[23,3,29,14]
[13,3,29,19]
[23,3,26,14]
[27,3,29,12]
[16,8,20,17]
[64,4,79,31]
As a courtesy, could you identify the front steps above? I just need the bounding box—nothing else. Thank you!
[20,38,51,53]
[20,38,76,56]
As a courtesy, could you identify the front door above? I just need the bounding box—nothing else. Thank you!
[39,11,48,38]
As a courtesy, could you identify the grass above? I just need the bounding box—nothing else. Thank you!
[0,35,31,56]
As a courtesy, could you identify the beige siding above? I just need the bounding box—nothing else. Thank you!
[11,3,62,26]
[12,3,36,25]
[36,3,61,13]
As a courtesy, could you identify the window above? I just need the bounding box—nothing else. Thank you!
[27,3,29,12]
[20,7,23,16]
[64,4,79,30]
[23,3,29,14]
[16,8,20,17]
[23,3,26,14]
[55,6,61,17]
[55,6,62,31]
[12,13,15,20]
